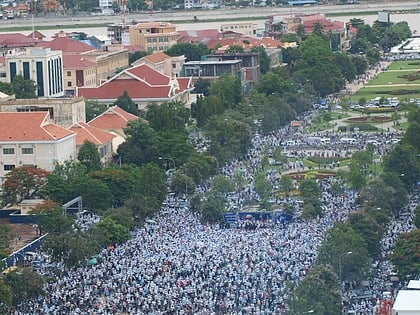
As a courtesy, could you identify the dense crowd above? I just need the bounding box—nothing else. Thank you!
[9,97,418,315]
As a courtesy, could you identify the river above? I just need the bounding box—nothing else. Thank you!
[3,11,420,39]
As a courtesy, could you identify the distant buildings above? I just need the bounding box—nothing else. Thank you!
[5,47,64,98]
[128,22,178,52]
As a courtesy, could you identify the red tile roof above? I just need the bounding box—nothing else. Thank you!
[63,54,96,68]
[35,36,95,54]
[0,33,38,47]
[88,106,139,130]
[177,29,221,44]
[0,112,74,142]
[69,121,115,146]
[77,63,192,101]
[143,51,169,64]
[126,64,171,85]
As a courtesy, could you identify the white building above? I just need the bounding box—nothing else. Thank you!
[5,48,64,98]
[392,290,420,315]
[0,112,76,186]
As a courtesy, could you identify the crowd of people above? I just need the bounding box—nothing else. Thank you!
[8,59,418,314]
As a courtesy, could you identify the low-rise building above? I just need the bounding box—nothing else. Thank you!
[0,97,86,129]
[69,122,116,164]
[0,112,76,186]
[77,63,193,110]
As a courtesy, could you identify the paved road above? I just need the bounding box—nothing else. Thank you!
[2,1,419,28]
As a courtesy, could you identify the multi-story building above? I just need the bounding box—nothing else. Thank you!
[0,97,86,129]
[0,112,76,186]
[5,47,64,98]
[129,22,178,52]
[132,51,185,78]
[220,22,258,37]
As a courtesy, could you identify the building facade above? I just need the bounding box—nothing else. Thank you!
[5,48,64,98]
[0,97,86,128]
[0,112,76,186]
[129,22,178,52]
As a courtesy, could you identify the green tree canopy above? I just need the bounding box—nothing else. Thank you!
[113,90,139,116]
[11,75,37,99]
[317,222,369,282]
[391,229,420,279]
[78,140,102,172]
[289,264,340,315]
[165,42,210,62]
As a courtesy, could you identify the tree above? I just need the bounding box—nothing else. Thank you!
[200,190,227,224]
[208,74,242,109]
[1,166,49,206]
[254,173,272,199]
[32,203,73,235]
[3,268,44,306]
[145,101,190,132]
[117,119,160,166]
[299,178,323,219]
[193,78,211,96]
[250,46,270,74]
[348,211,384,258]
[211,175,235,194]
[0,224,14,258]
[11,75,37,99]
[85,100,109,122]
[42,160,88,205]
[90,166,139,208]
[279,175,294,196]
[113,90,139,116]
[129,50,149,64]
[170,171,195,195]
[94,217,130,245]
[78,140,102,172]
[289,264,340,315]
[317,222,369,282]
[414,205,420,229]
[165,42,210,61]
[0,280,13,310]
[391,229,420,279]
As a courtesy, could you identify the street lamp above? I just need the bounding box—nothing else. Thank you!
[301,310,314,314]
[339,251,353,311]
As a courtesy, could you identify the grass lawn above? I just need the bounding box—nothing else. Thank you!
[387,60,420,71]
[367,71,419,85]
[350,85,420,102]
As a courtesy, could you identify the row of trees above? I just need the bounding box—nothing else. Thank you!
[289,105,420,312]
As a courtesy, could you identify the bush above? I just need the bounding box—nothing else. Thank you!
[338,123,378,132]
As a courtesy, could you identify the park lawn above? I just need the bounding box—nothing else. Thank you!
[366,71,418,85]
[350,85,420,102]
[387,60,420,71]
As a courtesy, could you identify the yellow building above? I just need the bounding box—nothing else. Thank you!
[129,22,178,52]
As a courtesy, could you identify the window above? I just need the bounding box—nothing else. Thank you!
[67,71,71,76]
[22,147,33,154]
[67,81,72,87]
[4,165,15,171]
[3,148,14,155]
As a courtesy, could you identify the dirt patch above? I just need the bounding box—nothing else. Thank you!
[0,220,39,252]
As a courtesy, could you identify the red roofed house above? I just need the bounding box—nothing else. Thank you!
[265,13,349,52]
[77,63,194,110]
[87,106,139,152]
[0,112,76,186]
[132,51,185,78]
[68,122,116,164]
[35,35,129,95]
